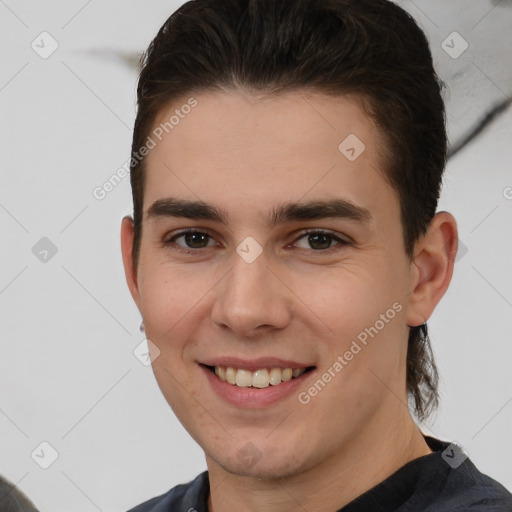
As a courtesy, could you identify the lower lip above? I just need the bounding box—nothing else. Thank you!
[200,365,315,408]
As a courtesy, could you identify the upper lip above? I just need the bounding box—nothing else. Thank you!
[200,357,315,372]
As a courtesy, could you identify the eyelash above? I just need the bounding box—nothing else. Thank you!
[163,229,351,255]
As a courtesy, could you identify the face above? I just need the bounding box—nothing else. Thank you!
[122,90,422,479]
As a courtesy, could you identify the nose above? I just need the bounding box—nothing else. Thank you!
[210,250,293,338]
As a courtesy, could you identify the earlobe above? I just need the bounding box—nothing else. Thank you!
[120,215,141,311]
[406,212,458,327]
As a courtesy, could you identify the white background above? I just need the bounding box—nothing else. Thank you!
[1,1,511,510]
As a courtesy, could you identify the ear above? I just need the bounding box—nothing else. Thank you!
[406,211,458,327]
[120,215,142,312]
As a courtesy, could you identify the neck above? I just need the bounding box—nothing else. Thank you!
[206,408,432,512]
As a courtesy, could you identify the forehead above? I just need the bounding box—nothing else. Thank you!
[143,90,398,226]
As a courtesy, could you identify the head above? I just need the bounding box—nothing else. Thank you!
[121,0,457,478]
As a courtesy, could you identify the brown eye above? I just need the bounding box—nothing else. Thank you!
[182,232,211,248]
[293,230,349,251]
[307,233,333,250]
[164,230,217,252]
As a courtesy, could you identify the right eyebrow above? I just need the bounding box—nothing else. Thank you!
[146,197,228,223]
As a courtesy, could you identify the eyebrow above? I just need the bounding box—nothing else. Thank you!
[146,197,372,226]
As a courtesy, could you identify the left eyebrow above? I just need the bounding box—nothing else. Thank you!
[146,197,372,226]
[270,199,371,225]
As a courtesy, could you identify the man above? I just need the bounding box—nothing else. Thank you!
[120,0,512,510]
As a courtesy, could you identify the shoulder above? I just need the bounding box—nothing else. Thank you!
[421,442,512,512]
[126,471,209,512]
[443,460,512,511]
[379,437,512,512]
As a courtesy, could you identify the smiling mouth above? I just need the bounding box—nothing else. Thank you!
[203,364,316,389]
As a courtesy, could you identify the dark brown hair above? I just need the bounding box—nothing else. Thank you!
[130,0,447,421]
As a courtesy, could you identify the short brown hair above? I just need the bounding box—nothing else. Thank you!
[129,0,447,422]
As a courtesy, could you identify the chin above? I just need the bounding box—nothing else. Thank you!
[209,442,311,480]
[220,458,305,480]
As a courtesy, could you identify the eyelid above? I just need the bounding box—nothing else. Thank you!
[166,228,215,240]
[292,228,351,244]
[289,229,351,252]
[164,228,220,250]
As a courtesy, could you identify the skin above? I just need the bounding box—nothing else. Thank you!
[121,90,458,512]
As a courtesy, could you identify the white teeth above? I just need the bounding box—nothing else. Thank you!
[252,369,270,388]
[225,366,236,385]
[269,368,282,386]
[282,368,293,381]
[213,366,307,388]
[235,369,253,387]
[215,366,226,381]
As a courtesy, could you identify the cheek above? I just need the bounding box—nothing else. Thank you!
[137,263,213,350]
[290,261,402,338]
[291,263,407,392]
